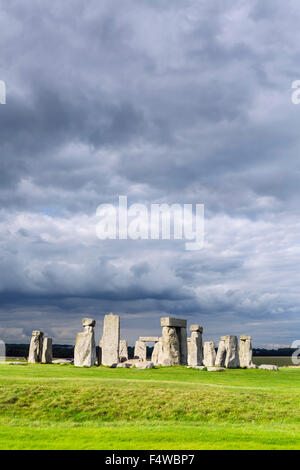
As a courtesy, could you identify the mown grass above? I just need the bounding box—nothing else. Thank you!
[0,364,299,449]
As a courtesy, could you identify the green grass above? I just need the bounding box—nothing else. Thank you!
[0,364,300,449]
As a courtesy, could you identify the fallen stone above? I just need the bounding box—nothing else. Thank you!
[187,365,205,370]
[116,362,131,368]
[259,364,279,371]
[135,361,154,369]
[207,366,226,372]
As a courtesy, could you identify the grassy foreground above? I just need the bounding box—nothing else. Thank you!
[0,364,299,450]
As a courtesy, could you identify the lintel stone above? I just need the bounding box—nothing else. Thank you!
[139,336,160,342]
[160,317,187,328]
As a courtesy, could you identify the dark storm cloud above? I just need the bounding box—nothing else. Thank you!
[1,0,300,346]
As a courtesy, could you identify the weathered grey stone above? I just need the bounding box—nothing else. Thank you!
[116,362,131,368]
[134,340,147,361]
[215,336,227,367]
[28,331,44,363]
[151,337,163,365]
[100,313,120,366]
[119,340,128,362]
[162,358,173,367]
[139,336,160,342]
[42,337,52,364]
[160,317,187,366]
[224,335,240,368]
[74,318,96,367]
[135,361,154,369]
[161,326,181,365]
[187,365,205,370]
[160,317,187,328]
[239,335,254,368]
[203,341,216,367]
[82,318,96,328]
[207,366,226,372]
[188,325,203,366]
[259,364,279,371]
[190,324,203,333]
[178,327,188,365]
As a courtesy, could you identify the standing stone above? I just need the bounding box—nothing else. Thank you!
[74,318,96,367]
[224,335,240,368]
[151,338,163,365]
[188,325,203,367]
[134,340,147,361]
[203,341,216,367]
[100,313,120,366]
[178,327,188,365]
[239,335,254,368]
[119,340,128,362]
[160,317,187,366]
[161,326,180,365]
[28,331,44,363]
[215,336,227,367]
[42,337,53,364]
[187,338,191,365]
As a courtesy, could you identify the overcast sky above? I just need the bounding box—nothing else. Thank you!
[1,0,300,347]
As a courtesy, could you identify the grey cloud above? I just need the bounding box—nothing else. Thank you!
[0,0,300,346]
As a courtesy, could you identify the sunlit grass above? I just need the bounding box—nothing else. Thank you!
[0,364,299,449]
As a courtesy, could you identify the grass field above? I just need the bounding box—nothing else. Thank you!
[0,363,300,450]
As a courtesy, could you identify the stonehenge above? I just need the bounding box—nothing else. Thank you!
[203,341,216,367]
[100,313,120,366]
[74,318,96,367]
[42,337,53,364]
[29,314,255,371]
[28,331,44,363]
